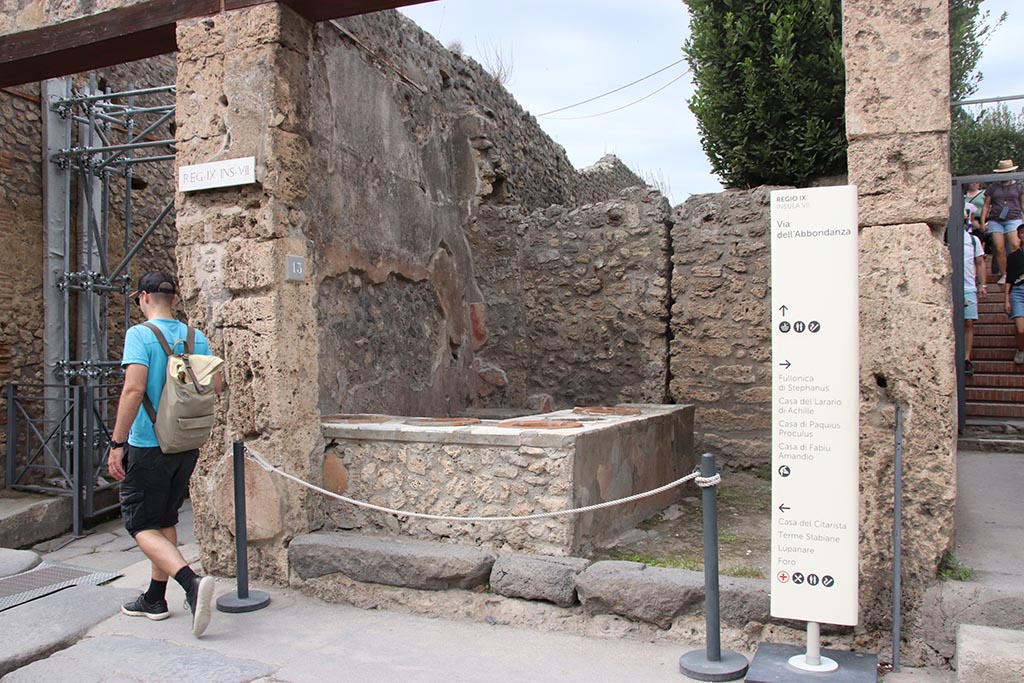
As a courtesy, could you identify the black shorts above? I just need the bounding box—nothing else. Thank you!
[120,445,199,537]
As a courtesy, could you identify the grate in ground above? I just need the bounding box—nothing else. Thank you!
[0,561,121,611]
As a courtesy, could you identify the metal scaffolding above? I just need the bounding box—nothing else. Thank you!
[5,75,176,536]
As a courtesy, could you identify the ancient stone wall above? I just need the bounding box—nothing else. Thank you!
[669,188,774,469]
[308,12,663,417]
[0,84,45,488]
[575,154,647,206]
[468,187,671,410]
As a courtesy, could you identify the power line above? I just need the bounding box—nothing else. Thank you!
[537,57,687,117]
[543,68,691,121]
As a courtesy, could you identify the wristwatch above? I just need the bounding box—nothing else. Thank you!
[109,439,126,449]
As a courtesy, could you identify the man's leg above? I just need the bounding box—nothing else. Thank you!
[965,318,975,363]
[992,232,1008,280]
[135,527,186,579]
[1015,317,1024,364]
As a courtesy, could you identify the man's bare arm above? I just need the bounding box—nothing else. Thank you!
[108,363,148,480]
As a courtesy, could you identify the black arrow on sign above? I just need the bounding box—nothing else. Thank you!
[778,503,791,513]
[779,360,791,369]
[779,305,788,317]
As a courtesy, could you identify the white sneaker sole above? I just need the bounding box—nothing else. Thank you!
[121,605,170,621]
[191,576,215,637]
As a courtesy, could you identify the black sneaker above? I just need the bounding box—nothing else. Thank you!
[121,594,170,621]
[184,575,215,637]
[965,360,975,377]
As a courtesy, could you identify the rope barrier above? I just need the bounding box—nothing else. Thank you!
[243,447,720,523]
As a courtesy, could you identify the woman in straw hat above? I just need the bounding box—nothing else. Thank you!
[981,159,1024,284]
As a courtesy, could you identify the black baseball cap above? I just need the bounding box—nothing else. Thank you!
[131,271,178,300]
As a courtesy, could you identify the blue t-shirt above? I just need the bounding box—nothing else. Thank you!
[121,319,211,447]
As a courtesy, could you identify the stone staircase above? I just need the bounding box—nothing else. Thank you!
[966,272,1024,423]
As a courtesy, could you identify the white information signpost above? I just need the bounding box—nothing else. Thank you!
[178,156,256,193]
[770,186,860,673]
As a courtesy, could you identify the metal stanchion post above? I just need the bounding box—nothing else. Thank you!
[216,440,271,613]
[679,453,749,681]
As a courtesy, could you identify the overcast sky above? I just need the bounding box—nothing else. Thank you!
[401,1,1023,206]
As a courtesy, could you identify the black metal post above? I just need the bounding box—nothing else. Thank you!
[216,440,270,613]
[5,384,15,488]
[72,385,82,538]
[679,453,749,681]
[892,405,904,672]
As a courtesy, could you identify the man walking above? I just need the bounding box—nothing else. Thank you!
[964,214,987,375]
[1005,230,1024,366]
[107,271,221,637]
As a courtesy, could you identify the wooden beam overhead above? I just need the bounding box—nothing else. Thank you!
[0,0,435,88]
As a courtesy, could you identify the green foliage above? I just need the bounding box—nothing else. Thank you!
[952,106,1024,176]
[949,0,1006,102]
[613,552,702,571]
[938,553,975,582]
[612,553,764,578]
[722,565,765,579]
[682,0,846,188]
[681,0,1003,186]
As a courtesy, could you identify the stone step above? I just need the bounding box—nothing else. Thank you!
[957,437,1024,454]
[966,387,1024,403]
[972,322,1015,336]
[963,418,1024,434]
[289,531,496,591]
[956,625,1024,682]
[967,360,1024,374]
[966,402,1024,418]
[972,336,1018,349]
[0,493,71,550]
[977,312,1010,324]
[966,373,1024,388]
[287,533,773,631]
[971,348,1022,361]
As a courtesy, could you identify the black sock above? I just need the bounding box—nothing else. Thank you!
[144,579,167,603]
[174,566,198,593]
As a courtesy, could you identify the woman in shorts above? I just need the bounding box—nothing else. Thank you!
[982,159,1024,284]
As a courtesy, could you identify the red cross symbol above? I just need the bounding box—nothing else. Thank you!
[777,571,790,583]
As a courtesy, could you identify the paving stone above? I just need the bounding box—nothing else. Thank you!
[574,560,769,629]
[61,550,144,573]
[0,584,137,677]
[289,532,495,590]
[489,554,591,607]
[2,635,275,682]
[0,549,40,578]
[956,624,1024,682]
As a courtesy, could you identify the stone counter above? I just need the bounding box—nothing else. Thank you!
[321,404,695,555]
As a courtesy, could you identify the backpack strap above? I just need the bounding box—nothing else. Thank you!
[186,326,195,355]
[139,322,181,425]
[141,322,174,356]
